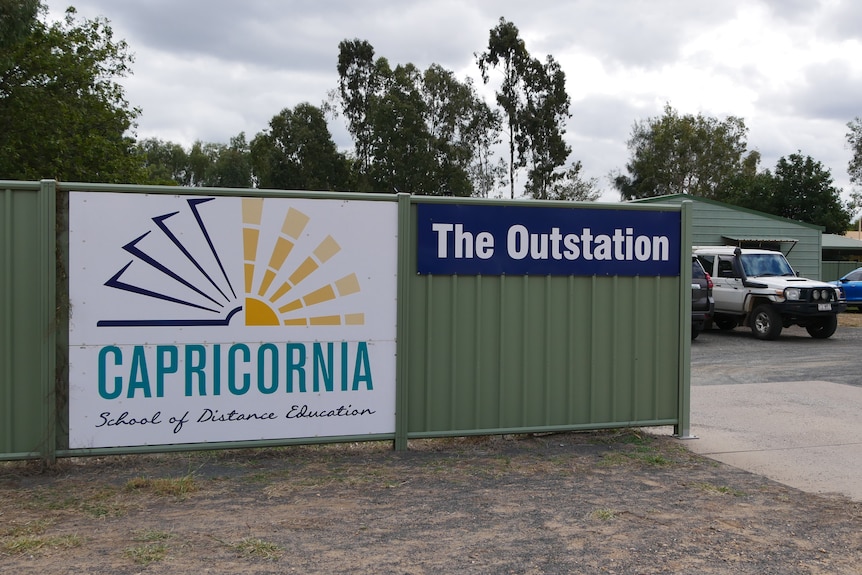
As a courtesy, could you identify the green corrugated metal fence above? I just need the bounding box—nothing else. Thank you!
[822,261,859,283]
[1,181,57,460]
[0,180,691,461]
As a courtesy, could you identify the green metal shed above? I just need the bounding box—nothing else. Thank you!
[633,194,825,280]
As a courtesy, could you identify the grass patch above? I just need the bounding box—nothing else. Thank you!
[124,474,198,497]
[19,485,129,518]
[24,491,82,512]
[591,508,617,521]
[133,529,174,542]
[596,431,678,468]
[600,448,672,467]
[233,537,283,561]
[1,519,54,538]
[592,429,652,446]
[693,482,747,497]
[124,542,169,565]
[121,530,174,564]
[2,534,83,555]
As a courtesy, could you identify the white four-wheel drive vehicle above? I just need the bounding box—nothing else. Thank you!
[693,246,846,340]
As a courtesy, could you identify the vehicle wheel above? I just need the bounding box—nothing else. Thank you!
[714,314,737,331]
[805,315,838,339]
[750,304,782,340]
[691,325,700,340]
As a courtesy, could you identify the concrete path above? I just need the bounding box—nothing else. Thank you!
[683,381,862,501]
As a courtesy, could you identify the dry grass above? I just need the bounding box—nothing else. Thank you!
[839,310,862,327]
[1,431,861,574]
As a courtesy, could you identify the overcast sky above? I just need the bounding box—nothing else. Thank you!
[47,0,862,202]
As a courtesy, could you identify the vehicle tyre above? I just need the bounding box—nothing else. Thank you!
[691,325,700,340]
[751,304,782,340]
[805,315,838,339]
[714,314,737,331]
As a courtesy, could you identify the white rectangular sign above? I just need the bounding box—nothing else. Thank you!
[69,192,398,448]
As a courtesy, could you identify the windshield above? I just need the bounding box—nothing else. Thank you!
[740,253,795,277]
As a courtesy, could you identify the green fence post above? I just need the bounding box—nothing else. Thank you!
[394,192,412,451]
[40,180,57,463]
[675,200,692,438]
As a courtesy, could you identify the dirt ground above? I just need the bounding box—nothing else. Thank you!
[1,428,861,575]
[3,314,861,574]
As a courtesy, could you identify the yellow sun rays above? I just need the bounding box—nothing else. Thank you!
[241,198,365,326]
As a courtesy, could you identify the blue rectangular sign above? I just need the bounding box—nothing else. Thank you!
[417,203,681,276]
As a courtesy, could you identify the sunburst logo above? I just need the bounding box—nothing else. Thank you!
[97,197,365,328]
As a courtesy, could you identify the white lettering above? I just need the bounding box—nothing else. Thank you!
[453,224,473,258]
[476,232,494,259]
[635,236,651,261]
[507,225,529,260]
[431,223,453,257]
[563,234,580,260]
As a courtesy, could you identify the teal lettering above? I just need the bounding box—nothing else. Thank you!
[341,341,349,391]
[212,344,221,395]
[155,345,177,398]
[127,346,151,398]
[257,343,278,394]
[229,344,251,395]
[98,346,123,400]
[353,341,373,391]
[313,342,334,392]
[184,345,206,396]
[286,343,306,393]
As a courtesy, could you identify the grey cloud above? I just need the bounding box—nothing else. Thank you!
[791,60,862,121]
[53,0,857,196]
[819,0,862,42]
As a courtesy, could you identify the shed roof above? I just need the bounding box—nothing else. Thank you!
[631,194,824,231]
[721,235,799,244]
[822,233,862,250]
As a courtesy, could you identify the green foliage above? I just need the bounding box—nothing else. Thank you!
[335,40,497,196]
[848,117,862,187]
[187,133,253,188]
[423,64,497,197]
[847,118,862,222]
[0,5,142,182]
[367,61,434,193]
[135,138,188,185]
[250,103,351,191]
[719,152,850,233]
[521,56,572,199]
[0,0,40,56]
[477,18,571,199]
[549,161,600,201]
[769,153,849,233]
[133,134,254,188]
[336,38,378,179]
[615,104,750,200]
[477,18,530,198]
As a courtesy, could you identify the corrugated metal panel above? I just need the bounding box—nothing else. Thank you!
[822,261,860,282]
[0,181,55,459]
[405,204,684,437]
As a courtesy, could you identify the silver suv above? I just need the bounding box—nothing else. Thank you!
[693,246,845,340]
